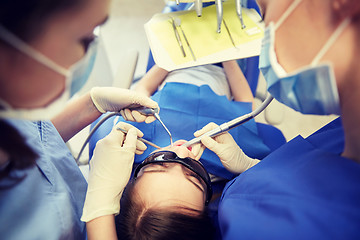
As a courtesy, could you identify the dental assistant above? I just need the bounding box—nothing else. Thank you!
[0,0,158,239]
[195,0,360,239]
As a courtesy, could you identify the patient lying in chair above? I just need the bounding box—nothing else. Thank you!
[126,60,271,179]
[93,60,271,179]
[103,61,273,239]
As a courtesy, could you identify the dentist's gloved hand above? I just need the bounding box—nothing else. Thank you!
[81,122,146,222]
[194,122,260,174]
[190,142,206,161]
[90,87,159,123]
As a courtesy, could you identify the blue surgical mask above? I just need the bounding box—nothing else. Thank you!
[69,40,98,96]
[259,0,350,115]
[0,25,98,120]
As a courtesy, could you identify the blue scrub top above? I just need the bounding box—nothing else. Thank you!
[0,120,87,240]
[218,118,360,239]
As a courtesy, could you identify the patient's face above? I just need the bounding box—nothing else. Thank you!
[134,141,206,212]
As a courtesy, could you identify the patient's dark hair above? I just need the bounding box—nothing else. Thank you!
[115,180,215,240]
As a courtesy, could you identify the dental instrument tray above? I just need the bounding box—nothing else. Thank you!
[145,1,264,71]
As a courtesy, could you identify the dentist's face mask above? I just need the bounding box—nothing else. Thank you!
[0,25,99,120]
[259,0,350,115]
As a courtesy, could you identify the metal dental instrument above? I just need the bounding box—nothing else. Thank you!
[130,106,174,146]
[116,127,161,149]
[128,106,159,116]
[154,112,173,146]
[182,95,274,148]
[236,0,246,29]
[215,0,223,33]
[170,18,186,57]
[195,0,202,17]
[223,19,236,48]
[174,18,197,61]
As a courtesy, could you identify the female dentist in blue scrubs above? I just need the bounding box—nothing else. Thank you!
[0,0,157,239]
[195,0,360,239]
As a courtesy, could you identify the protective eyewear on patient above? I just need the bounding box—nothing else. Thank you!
[134,151,213,205]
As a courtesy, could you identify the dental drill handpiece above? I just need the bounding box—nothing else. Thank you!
[129,106,174,146]
[236,0,246,29]
[182,113,253,148]
[182,95,274,148]
[195,0,202,17]
[215,0,223,33]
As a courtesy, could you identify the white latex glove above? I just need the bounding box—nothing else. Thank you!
[81,122,146,222]
[190,142,206,161]
[90,87,159,123]
[171,140,205,161]
[194,122,260,174]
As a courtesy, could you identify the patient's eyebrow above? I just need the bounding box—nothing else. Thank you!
[185,176,204,193]
[143,169,166,173]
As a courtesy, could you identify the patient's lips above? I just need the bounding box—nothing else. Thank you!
[174,140,192,151]
[155,140,195,159]
[174,141,185,146]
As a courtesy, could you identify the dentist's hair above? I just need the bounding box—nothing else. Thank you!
[115,180,216,240]
[0,0,85,42]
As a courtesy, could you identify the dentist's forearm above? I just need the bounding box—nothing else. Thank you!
[52,92,101,142]
[86,215,118,240]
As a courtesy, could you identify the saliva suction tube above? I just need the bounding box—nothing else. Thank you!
[75,106,174,165]
[182,95,274,148]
